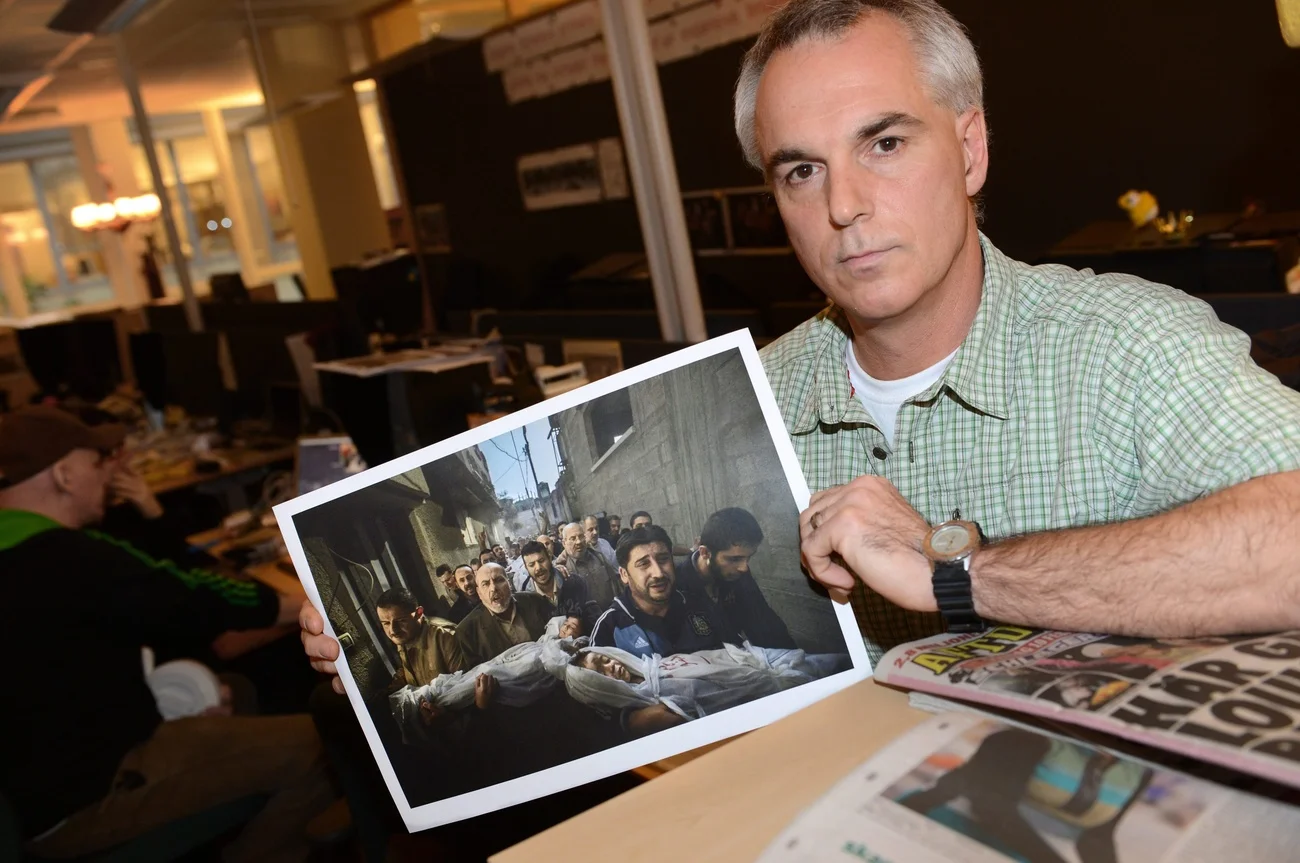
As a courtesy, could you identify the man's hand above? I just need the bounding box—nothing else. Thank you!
[418,698,442,727]
[625,703,685,736]
[474,673,498,710]
[199,682,234,717]
[299,599,343,694]
[110,466,163,520]
[799,475,936,612]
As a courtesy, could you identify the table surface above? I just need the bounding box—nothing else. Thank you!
[143,444,296,496]
[187,524,305,597]
[491,680,927,863]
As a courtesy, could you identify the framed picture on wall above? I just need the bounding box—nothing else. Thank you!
[413,203,451,254]
[561,339,624,382]
[682,191,730,254]
[275,331,869,831]
[727,187,790,251]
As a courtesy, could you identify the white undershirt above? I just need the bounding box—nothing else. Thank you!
[845,342,957,447]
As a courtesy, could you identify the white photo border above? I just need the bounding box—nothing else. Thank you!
[274,329,872,832]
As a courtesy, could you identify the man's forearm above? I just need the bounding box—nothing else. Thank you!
[970,470,1300,636]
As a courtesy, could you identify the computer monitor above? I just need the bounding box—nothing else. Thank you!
[296,435,367,496]
[128,331,227,420]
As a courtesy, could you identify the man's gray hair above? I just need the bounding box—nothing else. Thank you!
[734,0,984,172]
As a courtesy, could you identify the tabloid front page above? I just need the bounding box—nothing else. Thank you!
[874,627,1300,789]
[758,713,1300,863]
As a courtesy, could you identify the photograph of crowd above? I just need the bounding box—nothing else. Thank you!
[281,342,858,824]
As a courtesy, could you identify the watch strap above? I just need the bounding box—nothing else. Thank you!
[932,560,986,633]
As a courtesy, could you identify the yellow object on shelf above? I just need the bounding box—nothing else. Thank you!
[1117,190,1159,228]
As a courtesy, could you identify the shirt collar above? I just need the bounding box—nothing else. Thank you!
[934,233,1015,420]
[785,232,1015,432]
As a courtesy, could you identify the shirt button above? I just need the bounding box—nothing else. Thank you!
[872,446,888,460]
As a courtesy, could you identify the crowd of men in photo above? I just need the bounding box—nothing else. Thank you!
[371,507,802,721]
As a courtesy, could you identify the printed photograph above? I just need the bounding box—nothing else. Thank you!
[883,719,1216,863]
[280,340,857,825]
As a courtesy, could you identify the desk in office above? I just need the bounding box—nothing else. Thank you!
[185,525,303,597]
[491,680,926,863]
[144,444,296,495]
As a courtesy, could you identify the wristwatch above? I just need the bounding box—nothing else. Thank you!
[923,519,986,633]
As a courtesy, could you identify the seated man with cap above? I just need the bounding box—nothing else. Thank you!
[0,406,332,862]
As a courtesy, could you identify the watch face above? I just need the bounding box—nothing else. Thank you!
[928,522,977,560]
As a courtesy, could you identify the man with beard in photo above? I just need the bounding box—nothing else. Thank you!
[455,563,554,667]
[590,525,735,659]
[678,507,797,649]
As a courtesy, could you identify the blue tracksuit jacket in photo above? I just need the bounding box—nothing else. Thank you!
[590,588,738,658]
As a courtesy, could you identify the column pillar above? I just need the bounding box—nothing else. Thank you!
[69,120,150,307]
[249,21,389,299]
[201,108,262,282]
[0,230,30,319]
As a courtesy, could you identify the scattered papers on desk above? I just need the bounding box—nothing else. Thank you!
[312,346,487,377]
[875,628,1300,790]
[759,712,1300,863]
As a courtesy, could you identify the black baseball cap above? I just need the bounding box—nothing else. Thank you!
[0,406,126,487]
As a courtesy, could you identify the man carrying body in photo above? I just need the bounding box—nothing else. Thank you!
[677,507,797,650]
[590,525,736,659]
[376,587,465,691]
[456,563,555,667]
[738,0,1300,658]
[555,520,620,609]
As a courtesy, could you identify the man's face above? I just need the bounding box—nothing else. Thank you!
[509,543,520,559]
[631,514,651,529]
[377,605,421,646]
[523,551,554,588]
[479,551,494,567]
[619,541,675,610]
[439,568,457,592]
[454,566,475,597]
[561,524,585,557]
[492,545,505,562]
[581,651,637,683]
[608,517,621,534]
[705,544,757,582]
[476,567,514,614]
[584,518,600,545]
[58,449,119,526]
[755,14,987,328]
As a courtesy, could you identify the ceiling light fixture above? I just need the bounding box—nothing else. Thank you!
[71,193,162,232]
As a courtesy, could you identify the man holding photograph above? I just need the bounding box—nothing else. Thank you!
[456,563,554,667]
[590,526,735,659]
[743,0,1300,659]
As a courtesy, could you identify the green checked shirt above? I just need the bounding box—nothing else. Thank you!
[761,234,1300,662]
